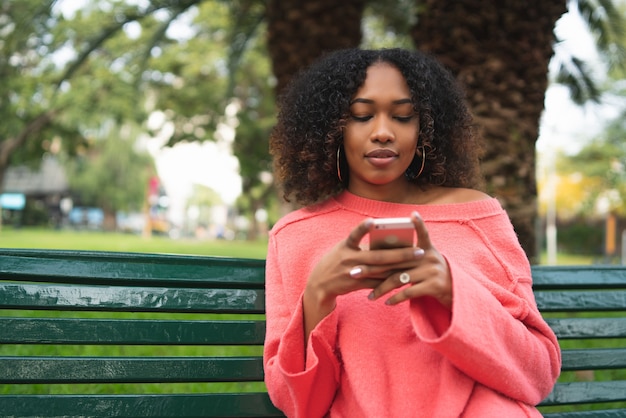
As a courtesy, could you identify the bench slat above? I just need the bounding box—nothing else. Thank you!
[534,290,626,312]
[0,357,265,383]
[0,249,266,288]
[561,348,626,371]
[540,380,626,405]
[545,317,626,339]
[543,409,626,418]
[0,318,266,345]
[0,393,284,417]
[532,266,626,289]
[0,284,265,313]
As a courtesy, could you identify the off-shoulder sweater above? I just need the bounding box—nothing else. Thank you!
[263,191,561,418]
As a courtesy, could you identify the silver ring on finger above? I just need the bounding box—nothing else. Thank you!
[399,272,411,284]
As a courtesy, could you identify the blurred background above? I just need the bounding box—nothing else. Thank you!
[1,0,625,264]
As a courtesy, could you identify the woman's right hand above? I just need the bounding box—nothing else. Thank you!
[302,218,422,342]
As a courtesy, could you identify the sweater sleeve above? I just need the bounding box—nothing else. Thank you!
[263,234,341,418]
[409,216,561,405]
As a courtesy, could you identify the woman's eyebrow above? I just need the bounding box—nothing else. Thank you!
[349,98,413,105]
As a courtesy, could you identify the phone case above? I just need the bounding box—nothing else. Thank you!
[369,218,415,250]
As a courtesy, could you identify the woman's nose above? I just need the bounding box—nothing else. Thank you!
[370,116,394,142]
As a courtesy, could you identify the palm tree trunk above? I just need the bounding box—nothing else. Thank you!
[411,0,566,262]
[266,0,366,96]
[265,0,367,217]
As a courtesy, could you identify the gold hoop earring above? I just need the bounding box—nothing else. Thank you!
[337,146,343,182]
[405,146,426,180]
[416,146,426,178]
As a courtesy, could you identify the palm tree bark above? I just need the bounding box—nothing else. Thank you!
[265,0,367,218]
[266,0,367,96]
[411,0,566,262]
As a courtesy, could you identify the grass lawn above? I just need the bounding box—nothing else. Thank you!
[0,226,598,265]
[0,227,268,259]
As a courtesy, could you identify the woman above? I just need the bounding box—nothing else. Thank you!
[264,48,560,417]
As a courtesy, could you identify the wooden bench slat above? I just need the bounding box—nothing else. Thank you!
[545,317,626,339]
[543,409,626,418]
[561,348,626,371]
[0,357,265,383]
[0,393,284,417]
[534,290,626,312]
[0,284,265,313]
[0,249,266,288]
[532,266,626,289]
[0,318,266,345]
[540,380,626,405]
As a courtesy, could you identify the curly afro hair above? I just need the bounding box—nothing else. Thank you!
[270,48,484,205]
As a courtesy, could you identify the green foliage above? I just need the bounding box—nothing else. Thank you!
[0,1,66,165]
[559,116,626,217]
[0,0,209,180]
[136,0,278,230]
[21,199,50,227]
[186,183,223,228]
[144,1,266,146]
[555,218,605,255]
[577,0,626,73]
[362,0,414,49]
[0,1,57,109]
[187,184,222,207]
[64,127,154,216]
[228,22,277,226]
[553,56,602,104]
[548,5,626,222]
[554,0,626,104]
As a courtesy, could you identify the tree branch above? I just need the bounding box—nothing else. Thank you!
[0,110,59,167]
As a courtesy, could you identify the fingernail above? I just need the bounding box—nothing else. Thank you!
[414,248,425,258]
[368,291,375,300]
[350,267,363,278]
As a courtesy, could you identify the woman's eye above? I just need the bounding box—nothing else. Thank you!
[395,116,414,123]
[351,115,372,122]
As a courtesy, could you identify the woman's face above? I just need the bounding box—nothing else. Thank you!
[343,62,419,200]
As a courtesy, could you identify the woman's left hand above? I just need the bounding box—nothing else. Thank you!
[367,211,452,309]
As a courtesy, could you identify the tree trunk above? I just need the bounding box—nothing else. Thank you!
[266,0,367,97]
[411,0,566,263]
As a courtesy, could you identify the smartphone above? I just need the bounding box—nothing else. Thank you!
[369,217,416,250]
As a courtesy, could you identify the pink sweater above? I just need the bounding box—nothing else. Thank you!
[264,191,561,417]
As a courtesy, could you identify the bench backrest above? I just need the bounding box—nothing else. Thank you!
[1,249,626,417]
[0,249,283,417]
[532,265,626,417]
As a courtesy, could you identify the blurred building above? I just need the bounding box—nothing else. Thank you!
[1,155,71,226]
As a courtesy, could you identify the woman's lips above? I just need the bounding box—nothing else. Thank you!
[366,149,398,168]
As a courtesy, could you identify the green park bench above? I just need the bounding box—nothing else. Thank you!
[0,248,625,417]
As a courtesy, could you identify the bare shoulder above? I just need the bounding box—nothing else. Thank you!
[450,188,492,203]
[425,187,492,204]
